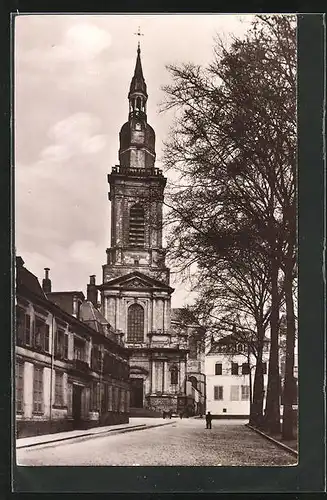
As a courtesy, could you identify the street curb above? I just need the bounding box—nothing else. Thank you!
[16,424,146,449]
[17,421,175,450]
[142,421,175,431]
[245,424,298,457]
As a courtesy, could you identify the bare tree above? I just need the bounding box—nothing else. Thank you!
[161,15,296,436]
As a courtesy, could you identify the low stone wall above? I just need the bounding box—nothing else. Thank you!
[16,419,74,438]
[16,412,129,438]
[99,412,129,426]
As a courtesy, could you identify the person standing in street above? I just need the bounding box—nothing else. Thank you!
[205,411,212,429]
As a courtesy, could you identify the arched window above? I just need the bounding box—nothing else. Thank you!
[170,365,178,385]
[127,304,144,343]
[136,96,141,110]
[129,204,145,247]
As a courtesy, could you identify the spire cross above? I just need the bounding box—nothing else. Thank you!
[134,26,144,50]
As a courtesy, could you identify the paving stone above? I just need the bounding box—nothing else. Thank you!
[16,418,297,466]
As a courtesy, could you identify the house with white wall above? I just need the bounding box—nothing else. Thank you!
[205,334,269,418]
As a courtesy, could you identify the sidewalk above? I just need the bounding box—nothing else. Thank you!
[245,424,298,457]
[16,417,174,449]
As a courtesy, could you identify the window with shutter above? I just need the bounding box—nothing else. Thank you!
[64,332,69,359]
[241,385,250,400]
[108,385,113,411]
[44,324,50,352]
[16,361,24,413]
[230,385,240,401]
[33,366,43,414]
[25,314,32,346]
[242,363,250,375]
[74,337,85,361]
[215,363,222,375]
[55,328,64,358]
[34,317,50,352]
[54,371,64,406]
[214,386,223,400]
[231,362,239,375]
[16,307,25,346]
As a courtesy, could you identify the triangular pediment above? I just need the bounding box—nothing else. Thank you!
[101,271,174,292]
[126,277,148,288]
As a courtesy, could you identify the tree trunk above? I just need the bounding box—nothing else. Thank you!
[264,256,281,434]
[282,255,296,440]
[249,325,265,427]
[248,349,253,420]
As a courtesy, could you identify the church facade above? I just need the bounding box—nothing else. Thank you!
[98,44,193,416]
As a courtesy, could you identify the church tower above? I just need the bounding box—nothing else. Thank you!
[99,43,189,415]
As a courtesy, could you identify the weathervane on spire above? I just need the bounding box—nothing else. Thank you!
[134,26,144,50]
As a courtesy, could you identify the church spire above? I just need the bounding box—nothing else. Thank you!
[118,37,156,170]
[129,45,147,97]
[128,34,148,120]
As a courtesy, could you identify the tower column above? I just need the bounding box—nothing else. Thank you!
[163,361,169,393]
[149,295,154,335]
[179,360,186,394]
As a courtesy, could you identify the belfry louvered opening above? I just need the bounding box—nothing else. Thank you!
[129,204,145,247]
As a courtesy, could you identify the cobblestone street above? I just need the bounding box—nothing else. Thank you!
[17,418,296,466]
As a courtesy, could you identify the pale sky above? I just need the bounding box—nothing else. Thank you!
[14,14,253,307]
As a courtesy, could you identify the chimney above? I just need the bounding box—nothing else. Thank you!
[87,275,98,308]
[42,267,52,293]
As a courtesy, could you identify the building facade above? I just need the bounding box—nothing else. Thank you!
[205,335,269,418]
[99,45,194,416]
[171,308,206,416]
[15,257,129,438]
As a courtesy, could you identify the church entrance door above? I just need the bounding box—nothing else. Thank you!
[130,378,144,408]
